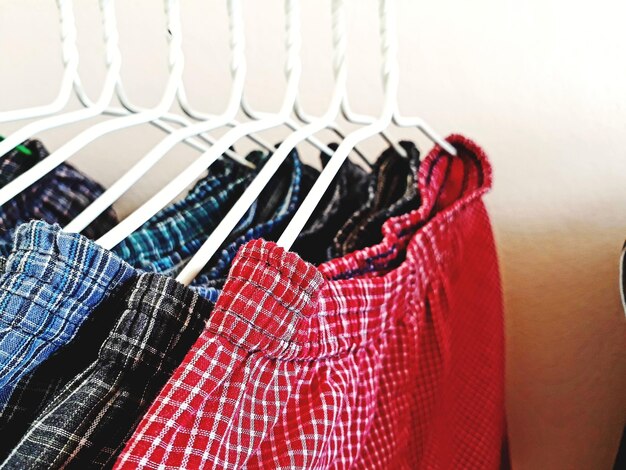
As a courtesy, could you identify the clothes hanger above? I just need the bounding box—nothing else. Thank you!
[111,75,244,157]
[0,0,220,158]
[177,83,275,154]
[276,0,455,249]
[64,0,254,234]
[0,0,121,160]
[330,0,405,159]
[288,0,402,162]
[75,0,272,241]
[293,99,370,164]
[176,1,336,159]
[174,0,361,284]
[288,4,400,166]
[173,3,276,155]
[224,4,335,159]
[0,0,252,211]
[290,28,370,166]
[239,95,336,158]
[96,0,311,251]
[340,77,406,158]
[79,2,249,163]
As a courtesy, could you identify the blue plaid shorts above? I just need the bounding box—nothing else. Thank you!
[0,221,135,412]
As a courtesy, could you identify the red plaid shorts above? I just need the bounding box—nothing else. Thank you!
[115,134,505,469]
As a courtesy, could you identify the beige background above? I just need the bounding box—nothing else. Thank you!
[1,0,625,468]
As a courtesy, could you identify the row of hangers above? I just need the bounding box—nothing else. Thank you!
[0,0,456,286]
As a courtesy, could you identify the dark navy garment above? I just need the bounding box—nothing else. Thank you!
[327,141,421,259]
[192,149,318,302]
[0,221,135,415]
[0,137,40,188]
[0,139,118,256]
[292,144,370,265]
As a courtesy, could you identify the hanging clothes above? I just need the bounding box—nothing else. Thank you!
[0,129,507,469]
[0,148,318,469]
[114,135,505,470]
[0,139,118,254]
[0,222,135,413]
[292,143,370,265]
[191,148,317,302]
[1,274,212,469]
[112,152,263,273]
[327,140,420,259]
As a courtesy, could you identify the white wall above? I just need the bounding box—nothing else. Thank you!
[1,1,625,467]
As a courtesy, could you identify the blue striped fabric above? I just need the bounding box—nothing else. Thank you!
[0,221,135,412]
[113,152,266,273]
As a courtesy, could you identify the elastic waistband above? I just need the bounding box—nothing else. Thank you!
[206,134,494,360]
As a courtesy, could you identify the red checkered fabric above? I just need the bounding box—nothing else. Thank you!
[115,134,505,469]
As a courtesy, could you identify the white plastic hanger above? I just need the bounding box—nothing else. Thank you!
[0,0,79,123]
[0,0,121,159]
[0,0,252,212]
[276,0,455,249]
[294,6,371,168]
[0,0,219,157]
[292,102,370,166]
[111,76,238,156]
[75,0,270,241]
[64,0,253,234]
[339,76,406,157]
[285,3,400,166]
[177,83,275,154]
[328,0,404,159]
[178,1,333,155]
[239,95,336,158]
[174,0,358,284]
[0,0,194,209]
[174,15,275,155]
[97,0,311,251]
[286,0,402,161]
[64,0,232,155]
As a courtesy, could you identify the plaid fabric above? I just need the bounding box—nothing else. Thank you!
[113,152,266,273]
[0,139,42,188]
[0,276,129,461]
[0,151,312,467]
[327,140,420,259]
[0,140,118,255]
[292,144,370,265]
[191,149,317,302]
[0,221,135,414]
[115,134,505,469]
[2,273,213,469]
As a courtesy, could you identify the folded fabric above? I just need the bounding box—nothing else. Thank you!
[0,221,135,414]
[292,143,370,265]
[327,140,420,259]
[1,273,213,469]
[0,139,118,255]
[115,134,506,469]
